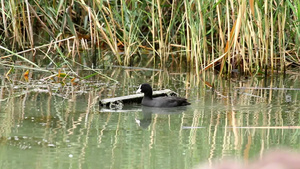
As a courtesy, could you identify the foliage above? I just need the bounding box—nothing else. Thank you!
[0,0,299,78]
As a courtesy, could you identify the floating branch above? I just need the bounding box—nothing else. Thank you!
[99,89,178,109]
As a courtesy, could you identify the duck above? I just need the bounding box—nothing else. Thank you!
[136,83,191,107]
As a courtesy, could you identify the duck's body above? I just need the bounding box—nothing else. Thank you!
[136,83,190,107]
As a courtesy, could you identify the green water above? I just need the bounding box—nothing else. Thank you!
[0,70,300,169]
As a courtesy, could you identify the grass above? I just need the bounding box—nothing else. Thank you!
[0,0,299,81]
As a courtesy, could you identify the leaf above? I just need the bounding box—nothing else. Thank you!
[57,70,67,78]
[65,8,77,36]
[71,77,78,86]
[249,0,255,18]
[5,67,15,81]
[83,73,98,79]
[24,70,29,82]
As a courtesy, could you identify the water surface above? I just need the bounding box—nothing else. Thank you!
[0,70,299,169]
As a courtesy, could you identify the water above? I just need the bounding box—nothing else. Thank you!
[0,69,300,169]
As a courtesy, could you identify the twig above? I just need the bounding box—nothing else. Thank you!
[0,36,76,59]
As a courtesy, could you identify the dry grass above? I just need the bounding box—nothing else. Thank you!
[0,0,299,80]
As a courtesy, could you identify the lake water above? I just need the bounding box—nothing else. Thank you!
[0,69,299,169]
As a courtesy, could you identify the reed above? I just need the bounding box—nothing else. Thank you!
[0,0,299,78]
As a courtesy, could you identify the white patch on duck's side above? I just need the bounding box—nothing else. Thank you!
[136,85,142,93]
[135,118,141,126]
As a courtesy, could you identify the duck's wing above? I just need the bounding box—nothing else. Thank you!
[153,96,190,107]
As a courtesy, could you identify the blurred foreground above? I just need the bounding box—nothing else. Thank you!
[197,149,300,169]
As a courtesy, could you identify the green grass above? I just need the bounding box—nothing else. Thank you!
[0,0,299,80]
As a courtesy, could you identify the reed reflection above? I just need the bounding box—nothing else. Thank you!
[136,106,187,129]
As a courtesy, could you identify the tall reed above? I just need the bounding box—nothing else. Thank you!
[0,0,299,77]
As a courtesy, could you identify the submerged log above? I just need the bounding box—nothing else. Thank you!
[99,89,178,110]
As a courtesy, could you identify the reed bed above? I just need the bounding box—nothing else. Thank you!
[0,0,299,79]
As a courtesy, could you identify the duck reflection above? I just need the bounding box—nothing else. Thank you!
[135,106,187,129]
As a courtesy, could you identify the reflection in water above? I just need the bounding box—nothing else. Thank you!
[0,69,299,169]
[0,90,98,169]
[136,106,187,129]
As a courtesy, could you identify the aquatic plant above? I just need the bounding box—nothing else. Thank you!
[0,0,299,79]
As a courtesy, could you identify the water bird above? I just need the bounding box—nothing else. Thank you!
[136,83,190,107]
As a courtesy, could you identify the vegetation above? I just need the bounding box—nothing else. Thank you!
[0,2,299,167]
[0,0,299,80]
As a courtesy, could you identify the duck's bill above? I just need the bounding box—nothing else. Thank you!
[136,85,142,93]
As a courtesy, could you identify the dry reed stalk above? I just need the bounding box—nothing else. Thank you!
[270,1,274,71]
[1,36,76,59]
[156,0,165,66]
[79,0,121,63]
[25,0,34,48]
[184,0,191,67]
[0,0,298,75]
[9,0,22,47]
[1,0,8,37]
